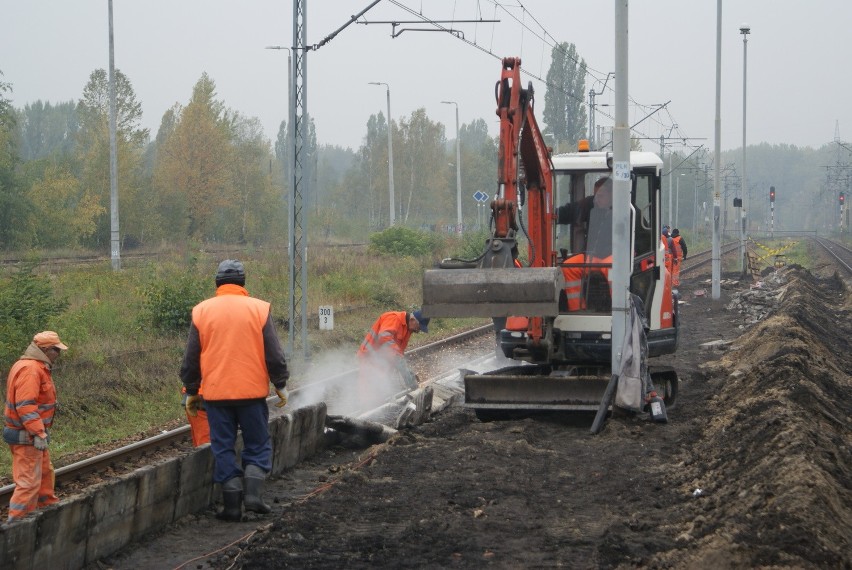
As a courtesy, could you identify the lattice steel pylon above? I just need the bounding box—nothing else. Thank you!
[288,0,310,360]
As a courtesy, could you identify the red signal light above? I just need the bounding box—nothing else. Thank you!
[769,186,775,202]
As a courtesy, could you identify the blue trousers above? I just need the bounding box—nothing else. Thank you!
[205,400,272,483]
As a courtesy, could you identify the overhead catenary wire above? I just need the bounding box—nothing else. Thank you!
[385,0,701,158]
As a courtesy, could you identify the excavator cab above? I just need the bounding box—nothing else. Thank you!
[495,152,677,368]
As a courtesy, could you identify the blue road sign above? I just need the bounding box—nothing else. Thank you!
[473,191,489,203]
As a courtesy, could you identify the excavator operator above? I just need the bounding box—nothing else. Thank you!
[557,177,613,311]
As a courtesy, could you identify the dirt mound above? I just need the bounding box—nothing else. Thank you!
[653,267,852,568]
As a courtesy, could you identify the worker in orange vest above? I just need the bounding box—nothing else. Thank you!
[661,225,677,282]
[671,228,686,287]
[181,260,290,522]
[357,310,429,408]
[4,331,68,522]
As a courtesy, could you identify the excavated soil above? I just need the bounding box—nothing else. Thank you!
[103,265,852,570]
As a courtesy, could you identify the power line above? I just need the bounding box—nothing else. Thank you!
[384,0,698,151]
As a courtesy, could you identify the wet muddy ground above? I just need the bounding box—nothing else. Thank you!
[102,263,851,570]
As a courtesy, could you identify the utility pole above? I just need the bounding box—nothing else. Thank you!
[289,0,309,361]
[739,23,750,273]
[712,0,722,300]
[369,82,395,226]
[107,0,120,270]
[588,72,613,150]
[442,100,462,233]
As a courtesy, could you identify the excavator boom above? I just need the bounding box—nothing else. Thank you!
[423,57,557,319]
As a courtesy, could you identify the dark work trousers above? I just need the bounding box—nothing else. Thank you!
[205,399,272,483]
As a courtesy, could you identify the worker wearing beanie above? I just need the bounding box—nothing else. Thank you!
[180,260,290,522]
[4,331,68,522]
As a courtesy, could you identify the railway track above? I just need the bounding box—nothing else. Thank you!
[680,240,740,276]
[813,236,852,276]
[0,323,494,511]
[0,243,368,270]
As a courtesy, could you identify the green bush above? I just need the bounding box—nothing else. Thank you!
[448,229,492,261]
[368,226,440,257]
[0,264,69,370]
[139,275,207,333]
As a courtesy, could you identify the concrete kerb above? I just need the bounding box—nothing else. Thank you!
[0,402,327,570]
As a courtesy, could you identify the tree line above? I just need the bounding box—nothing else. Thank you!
[0,42,596,252]
[3,40,833,254]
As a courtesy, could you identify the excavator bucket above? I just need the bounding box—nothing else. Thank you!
[421,267,564,318]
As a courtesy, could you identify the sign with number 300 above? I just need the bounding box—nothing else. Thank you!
[318,306,334,330]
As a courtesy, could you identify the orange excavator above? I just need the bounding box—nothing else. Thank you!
[422,57,679,419]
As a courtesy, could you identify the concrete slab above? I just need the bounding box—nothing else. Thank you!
[32,499,89,569]
[132,461,179,536]
[175,446,213,519]
[85,475,139,562]
[700,339,733,350]
[0,514,38,570]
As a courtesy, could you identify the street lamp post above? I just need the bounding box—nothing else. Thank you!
[739,23,750,273]
[442,100,462,233]
[369,82,395,226]
[107,0,120,270]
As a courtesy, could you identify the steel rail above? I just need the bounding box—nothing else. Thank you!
[0,323,494,509]
[813,237,852,276]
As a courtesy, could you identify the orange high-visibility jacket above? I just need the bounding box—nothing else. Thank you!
[190,284,276,401]
[3,344,56,445]
[661,235,676,272]
[672,235,685,260]
[358,311,413,357]
[561,254,612,311]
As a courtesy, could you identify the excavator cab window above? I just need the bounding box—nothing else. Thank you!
[554,171,613,313]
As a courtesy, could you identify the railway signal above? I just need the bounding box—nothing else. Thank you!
[840,192,845,206]
[769,186,775,202]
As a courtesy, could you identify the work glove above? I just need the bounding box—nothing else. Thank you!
[33,435,48,451]
[275,387,289,408]
[185,394,202,417]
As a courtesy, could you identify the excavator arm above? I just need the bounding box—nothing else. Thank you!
[494,57,554,266]
[423,58,563,320]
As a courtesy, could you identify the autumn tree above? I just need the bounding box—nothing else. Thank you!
[228,114,281,244]
[397,108,447,226]
[15,100,78,161]
[153,73,234,241]
[543,42,587,148]
[0,71,29,249]
[76,68,149,248]
[458,118,497,227]
[351,111,392,228]
[26,163,104,247]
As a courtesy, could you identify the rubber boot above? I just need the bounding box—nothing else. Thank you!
[216,477,243,522]
[243,464,272,514]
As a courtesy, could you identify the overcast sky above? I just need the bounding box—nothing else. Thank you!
[3,1,850,156]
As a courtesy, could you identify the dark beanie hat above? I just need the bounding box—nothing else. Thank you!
[215,259,246,287]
